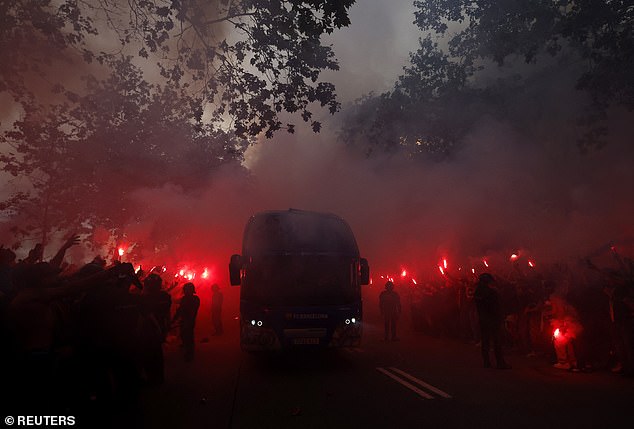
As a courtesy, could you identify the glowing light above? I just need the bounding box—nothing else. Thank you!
[483,259,489,268]
[388,277,394,283]
[510,253,519,261]
[118,247,125,257]
[528,260,535,268]
[345,319,351,325]
[174,273,179,278]
[257,320,263,327]
[202,268,209,279]
[438,266,445,276]
[251,320,256,326]
[162,266,167,273]
[412,279,417,285]
[179,269,185,276]
[443,259,448,269]
[351,318,356,324]
[401,269,407,278]
[472,268,475,274]
[553,328,561,339]
[135,265,141,273]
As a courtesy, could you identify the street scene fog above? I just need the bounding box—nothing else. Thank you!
[1,1,633,428]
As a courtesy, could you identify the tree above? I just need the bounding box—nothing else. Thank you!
[340,37,487,160]
[1,56,248,248]
[342,1,634,156]
[1,0,355,249]
[1,0,355,137]
[412,0,634,148]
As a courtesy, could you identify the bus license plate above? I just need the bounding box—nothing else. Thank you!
[293,338,320,345]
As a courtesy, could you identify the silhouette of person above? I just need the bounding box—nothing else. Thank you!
[603,273,634,376]
[140,273,171,384]
[173,282,200,361]
[379,281,401,341]
[23,243,43,264]
[142,274,172,341]
[474,273,511,369]
[211,283,224,336]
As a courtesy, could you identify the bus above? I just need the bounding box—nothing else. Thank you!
[229,209,370,351]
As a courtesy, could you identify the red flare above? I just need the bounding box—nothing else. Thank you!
[528,260,535,268]
[401,269,407,278]
[118,247,125,257]
[443,259,448,269]
[438,266,445,276]
[482,259,489,268]
[553,328,561,339]
[510,253,519,261]
[202,268,209,279]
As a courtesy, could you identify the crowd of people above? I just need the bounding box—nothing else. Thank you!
[1,235,632,423]
[0,238,218,424]
[405,257,634,375]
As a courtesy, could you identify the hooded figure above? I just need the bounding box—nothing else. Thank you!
[173,282,200,362]
[379,281,401,341]
[474,273,511,369]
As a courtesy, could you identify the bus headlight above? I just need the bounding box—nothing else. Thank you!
[330,319,362,347]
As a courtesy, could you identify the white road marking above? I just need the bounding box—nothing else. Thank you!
[376,367,434,399]
[388,367,452,399]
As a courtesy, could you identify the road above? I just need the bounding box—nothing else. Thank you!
[137,309,634,429]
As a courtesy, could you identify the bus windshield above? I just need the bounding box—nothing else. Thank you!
[242,254,359,306]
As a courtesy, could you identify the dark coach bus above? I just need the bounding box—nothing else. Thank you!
[229,209,370,351]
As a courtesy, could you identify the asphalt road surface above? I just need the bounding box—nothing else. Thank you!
[137,311,634,429]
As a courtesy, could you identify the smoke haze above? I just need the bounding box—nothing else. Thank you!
[3,1,633,282]
[115,108,632,283]
[108,2,634,281]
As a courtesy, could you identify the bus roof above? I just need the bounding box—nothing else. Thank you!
[243,209,360,256]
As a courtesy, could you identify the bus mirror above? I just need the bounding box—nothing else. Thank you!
[360,258,370,285]
[229,254,242,286]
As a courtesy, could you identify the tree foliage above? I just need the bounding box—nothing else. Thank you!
[1,0,354,137]
[342,0,634,157]
[1,0,355,246]
[1,56,248,246]
[413,0,634,115]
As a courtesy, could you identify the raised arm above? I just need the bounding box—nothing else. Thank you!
[50,234,80,268]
